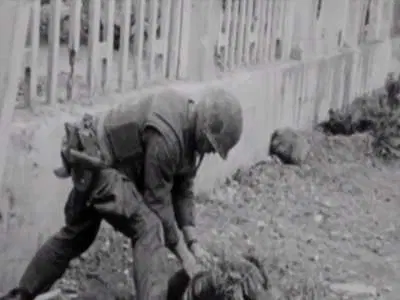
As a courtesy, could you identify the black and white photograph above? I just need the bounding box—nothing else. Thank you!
[0,0,399,299]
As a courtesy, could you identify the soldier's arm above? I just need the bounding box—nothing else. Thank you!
[172,175,197,248]
[142,128,182,251]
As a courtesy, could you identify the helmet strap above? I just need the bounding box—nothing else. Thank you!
[195,153,205,172]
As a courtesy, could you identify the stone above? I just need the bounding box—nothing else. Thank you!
[329,282,377,297]
[35,289,63,300]
[269,128,310,165]
[382,285,392,292]
[314,214,324,223]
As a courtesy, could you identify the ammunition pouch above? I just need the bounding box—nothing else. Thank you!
[55,113,108,192]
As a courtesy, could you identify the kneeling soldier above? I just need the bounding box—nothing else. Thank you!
[1,87,243,300]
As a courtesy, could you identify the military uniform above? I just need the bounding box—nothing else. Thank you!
[15,90,200,300]
[2,87,244,300]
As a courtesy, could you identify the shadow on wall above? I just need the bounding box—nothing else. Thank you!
[0,114,75,289]
[392,0,400,37]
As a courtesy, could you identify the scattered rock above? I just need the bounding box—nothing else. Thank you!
[314,214,324,224]
[269,128,310,165]
[316,75,400,162]
[35,289,63,300]
[329,282,377,297]
[382,285,392,292]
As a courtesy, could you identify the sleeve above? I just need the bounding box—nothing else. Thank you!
[172,174,196,229]
[143,129,181,249]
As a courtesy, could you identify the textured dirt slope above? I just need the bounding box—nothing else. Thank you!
[51,131,400,299]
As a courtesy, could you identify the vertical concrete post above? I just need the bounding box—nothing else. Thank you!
[348,49,361,99]
[0,0,31,221]
[340,0,349,47]
[299,0,315,59]
[341,51,353,107]
[199,0,221,80]
[46,0,61,104]
[386,0,395,39]
[178,0,193,79]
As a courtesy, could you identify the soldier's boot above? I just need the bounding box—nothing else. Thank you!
[0,288,33,300]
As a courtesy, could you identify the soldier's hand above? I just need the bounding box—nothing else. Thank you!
[181,250,202,278]
[189,242,213,266]
[172,233,202,278]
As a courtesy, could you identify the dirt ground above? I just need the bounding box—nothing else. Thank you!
[56,133,400,300]
[2,43,400,299]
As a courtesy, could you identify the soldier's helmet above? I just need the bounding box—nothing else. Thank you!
[195,87,243,159]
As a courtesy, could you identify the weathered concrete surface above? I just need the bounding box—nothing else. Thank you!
[0,0,31,194]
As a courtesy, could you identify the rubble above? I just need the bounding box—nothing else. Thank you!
[329,282,377,297]
[316,75,400,161]
[35,289,64,300]
[269,128,310,165]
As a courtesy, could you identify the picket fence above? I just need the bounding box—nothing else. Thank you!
[18,0,394,106]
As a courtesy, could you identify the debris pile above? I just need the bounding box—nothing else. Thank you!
[268,78,400,166]
[269,128,310,165]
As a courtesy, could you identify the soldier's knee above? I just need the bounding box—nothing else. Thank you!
[135,211,165,247]
[90,169,125,200]
[144,211,164,236]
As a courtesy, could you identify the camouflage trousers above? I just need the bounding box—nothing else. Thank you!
[18,169,183,300]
